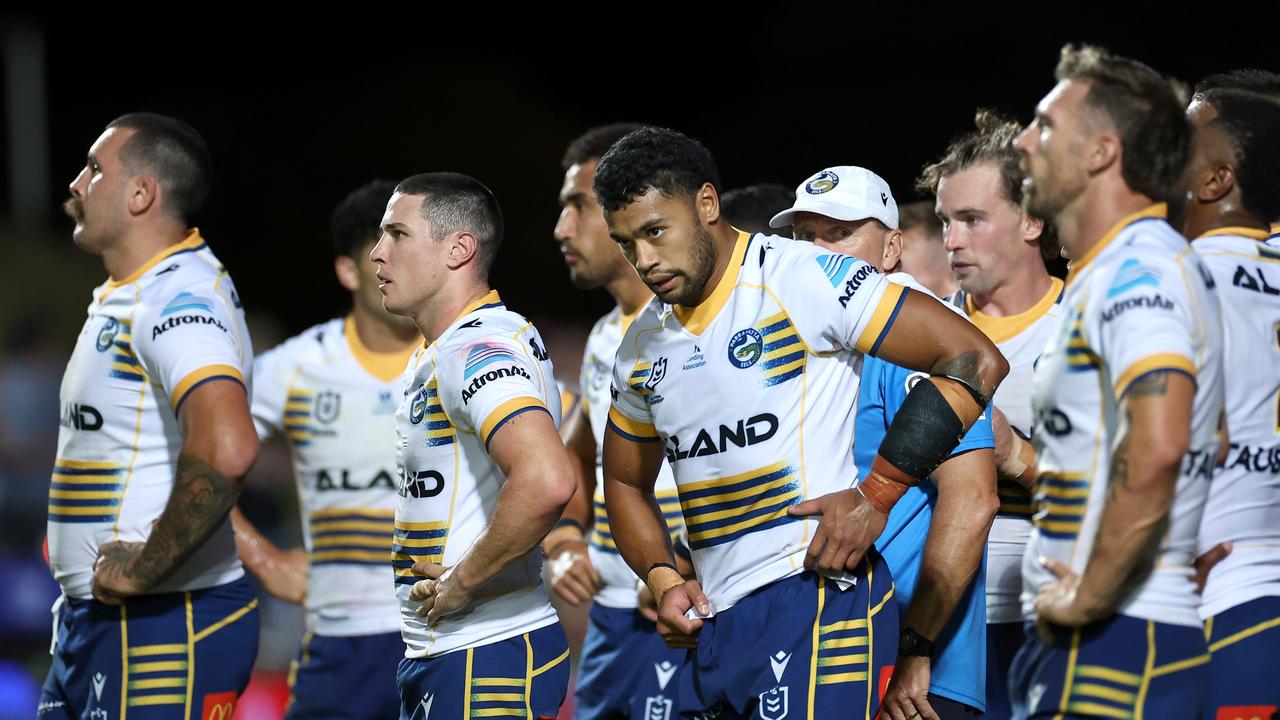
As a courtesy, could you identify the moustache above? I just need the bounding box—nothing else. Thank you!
[63,197,83,221]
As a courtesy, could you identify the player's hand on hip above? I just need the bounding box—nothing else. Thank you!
[881,655,938,720]
[261,547,309,605]
[788,488,887,575]
[545,538,602,606]
[410,562,470,627]
[1193,541,1232,594]
[91,540,149,604]
[656,579,709,649]
[1033,557,1103,641]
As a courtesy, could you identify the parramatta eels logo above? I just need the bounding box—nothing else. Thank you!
[409,384,427,424]
[804,170,839,195]
[96,317,121,352]
[728,328,763,369]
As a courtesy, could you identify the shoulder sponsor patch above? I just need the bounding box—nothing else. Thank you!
[815,253,857,288]
[162,291,215,316]
[463,342,519,380]
[1107,258,1161,298]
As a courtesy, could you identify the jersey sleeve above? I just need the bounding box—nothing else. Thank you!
[1092,255,1198,399]
[606,327,660,444]
[249,343,293,440]
[133,278,249,413]
[774,242,909,355]
[439,335,551,451]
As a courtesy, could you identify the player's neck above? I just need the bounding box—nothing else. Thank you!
[1057,182,1155,269]
[350,303,419,353]
[688,224,742,307]
[970,264,1052,318]
[102,224,190,282]
[1191,206,1269,241]
[606,270,652,316]
[416,281,492,345]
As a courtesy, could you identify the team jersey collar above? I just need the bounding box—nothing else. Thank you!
[427,289,505,350]
[673,230,750,335]
[344,315,419,382]
[1195,225,1271,241]
[1066,204,1166,285]
[108,228,206,287]
[966,277,1064,344]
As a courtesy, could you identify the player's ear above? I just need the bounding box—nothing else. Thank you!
[334,255,360,292]
[448,231,479,270]
[1021,213,1045,245]
[1196,162,1235,204]
[698,183,722,225]
[1088,131,1121,175]
[127,174,159,217]
[884,229,903,270]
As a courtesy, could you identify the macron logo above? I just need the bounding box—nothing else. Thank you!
[654,660,677,690]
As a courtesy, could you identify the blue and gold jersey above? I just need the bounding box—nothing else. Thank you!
[1025,205,1225,627]
[608,231,907,612]
[252,316,416,636]
[49,230,252,599]
[1194,228,1280,619]
[580,306,684,608]
[394,291,561,657]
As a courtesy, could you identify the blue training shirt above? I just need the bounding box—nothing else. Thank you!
[857,354,994,710]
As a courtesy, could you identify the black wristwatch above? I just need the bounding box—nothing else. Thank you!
[899,627,936,659]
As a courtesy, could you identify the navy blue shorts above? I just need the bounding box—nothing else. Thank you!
[1009,615,1208,719]
[986,620,1023,719]
[285,630,403,719]
[575,604,688,720]
[1203,596,1280,719]
[396,623,570,720]
[39,577,259,719]
[679,558,898,720]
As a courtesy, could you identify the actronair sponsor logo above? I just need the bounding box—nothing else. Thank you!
[461,365,530,404]
[151,313,228,339]
[1099,294,1173,322]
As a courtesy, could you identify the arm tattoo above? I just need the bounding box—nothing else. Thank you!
[1108,432,1132,492]
[127,453,239,589]
[1126,371,1171,399]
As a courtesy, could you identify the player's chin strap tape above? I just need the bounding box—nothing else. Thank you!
[860,377,968,515]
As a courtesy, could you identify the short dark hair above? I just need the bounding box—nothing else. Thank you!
[593,127,720,212]
[394,172,504,277]
[1207,90,1280,224]
[917,110,1059,259]
[898,201,942,239]
[1054,44,1191,203]
[331,179,397,258]
[721,183,794,234]
[562,123,647,169]
[1195,69,1280,102]
[106,112,211,224]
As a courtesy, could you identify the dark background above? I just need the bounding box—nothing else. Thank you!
[7,7,1279,336]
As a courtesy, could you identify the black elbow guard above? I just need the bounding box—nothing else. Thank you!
[877,378,967,480]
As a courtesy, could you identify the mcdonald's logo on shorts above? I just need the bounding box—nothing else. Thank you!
[201,691,238,720]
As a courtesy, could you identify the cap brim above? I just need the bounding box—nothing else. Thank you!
[769,199,877,229]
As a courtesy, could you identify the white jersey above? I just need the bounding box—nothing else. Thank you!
[609,231,907,612]
[1024,206,1224,627]
[395,291,561,657]
[252,316,415,636]
[580,307,684,608]
[1194,228,1280,618]
[49,231,251,599]
[963,278,1064,624]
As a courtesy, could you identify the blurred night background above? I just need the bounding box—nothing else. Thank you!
[0,7,1276,718]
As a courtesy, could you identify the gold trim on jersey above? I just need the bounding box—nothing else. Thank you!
[480,396,548,448]
[309,508,394,566]
[284,388,316,446]
[590,488,682,553]
[1033,471,1091,539]
[343,315,417,382]
[679,461,800,550]
[1066,204,1167,285]
[107,230,206,289]
[171,364,246,412]
[48,459,124,524]
[393,519,448,585]
[1114,353,1196,399]
[1197,226,1271,241]
[607,407,659,441]
[967,277,1064,344]
[673,231,750,335]
[853,282,907,354]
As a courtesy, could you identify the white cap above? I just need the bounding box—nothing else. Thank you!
[769,166,899,230]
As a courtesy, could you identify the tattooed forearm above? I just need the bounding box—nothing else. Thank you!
[1108,432,1132,492]
[126,452,240,589]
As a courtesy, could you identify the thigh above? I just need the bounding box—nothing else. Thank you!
[985,620,1024,720]
[398,623,570,720]
[287,632,404,720]
[1203,597,1280,719]
[188,577,260,718]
